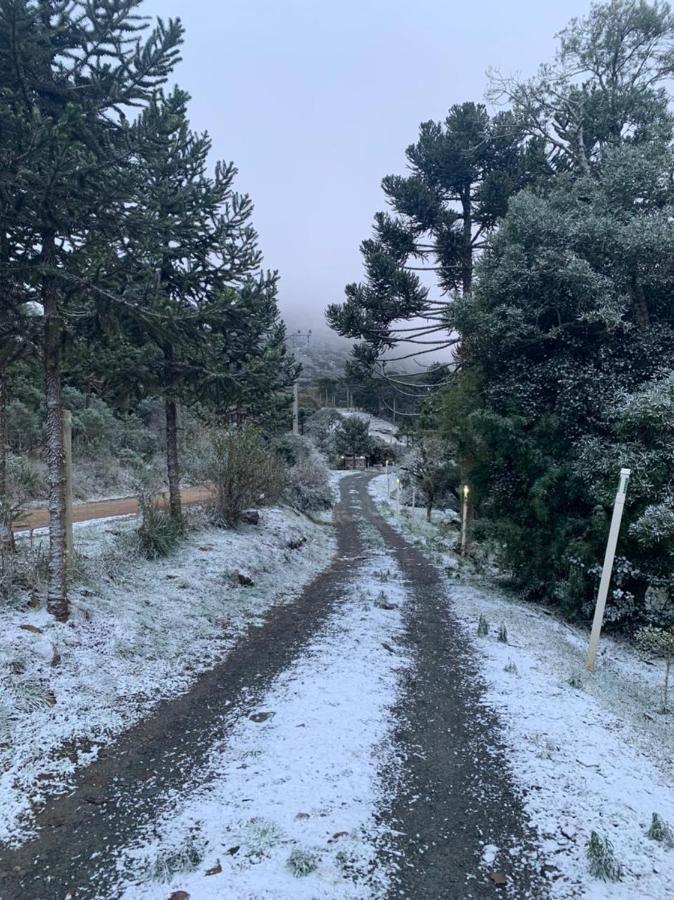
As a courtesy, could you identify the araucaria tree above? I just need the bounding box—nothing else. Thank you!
[88,87,297,521]
[0,0,183,620]
[327,102,542,374]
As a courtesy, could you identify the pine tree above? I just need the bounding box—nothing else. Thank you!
[327,103,542,372]
[0,0,183,620]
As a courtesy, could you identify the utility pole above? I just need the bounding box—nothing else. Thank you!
[286,329,311,434]
[292,381,300,435]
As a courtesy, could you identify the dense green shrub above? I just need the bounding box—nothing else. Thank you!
[333,416,372,461]
[206,426,283,527]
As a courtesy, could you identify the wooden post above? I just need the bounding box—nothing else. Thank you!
[461,484,470,557]
[63,410,74,567]
[586,468,631,672]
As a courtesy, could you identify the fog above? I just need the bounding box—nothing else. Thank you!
[141,0,590,333]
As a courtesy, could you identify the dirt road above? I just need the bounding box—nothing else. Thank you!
[12,486,212,532]
[0,474,543,899]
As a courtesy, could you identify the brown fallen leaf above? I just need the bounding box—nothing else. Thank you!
[19,624,43,635]
[205,860,222,876]
[46,691,57,706]
[168,893,190,900]
[488,871,507,886]
[225,845,240,856]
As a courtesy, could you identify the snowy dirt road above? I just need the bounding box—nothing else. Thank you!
[0,474,543,899]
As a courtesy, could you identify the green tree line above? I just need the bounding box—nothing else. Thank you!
[331,0,674,629]
[0,0,297,621]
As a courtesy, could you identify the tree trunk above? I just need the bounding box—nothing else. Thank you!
[631,278,650,331]
[0,373,15,555]
[426,489,433,523]
[43,231,69,621]
[165,395,182,521]
[461,189,473,295]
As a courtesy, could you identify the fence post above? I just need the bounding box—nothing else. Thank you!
[586,468,631,672]
[63,410,74,567]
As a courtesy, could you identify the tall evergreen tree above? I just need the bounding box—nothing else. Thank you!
[0,0,183,619]
[73,88,296,517]
[327,103,542,373]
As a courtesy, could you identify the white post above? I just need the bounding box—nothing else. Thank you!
[292,381,299,435]
[412,486,416,515]
[586,468,631,672]
[386,460,390,498]
[461,484,470,557]
[63,410,73,568]
[396,477,401,516]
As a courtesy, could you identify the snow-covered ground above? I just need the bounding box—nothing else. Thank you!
[110,550,411,899]
[369,474,674,899]
[0,507,335,847]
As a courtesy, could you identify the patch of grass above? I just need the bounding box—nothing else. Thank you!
[287,847,319,877]
[497,623,508,643]
[149,833,204,883]
[136,503,183,559]
[647,813,674,847]
[242,818,284,857]
[504,659,519,675]
[567,672,584,690]
[477,614,489,637]
[586,831,623,882]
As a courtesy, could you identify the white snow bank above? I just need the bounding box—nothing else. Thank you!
[369,474,674,899]
[112,551,411,899]
[0,507,335,847]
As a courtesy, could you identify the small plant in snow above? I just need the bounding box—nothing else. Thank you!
[242,818,284,857]
[567,673,584,690]
[497,624,508,643]
[477,614,489,636]
[374,591,395,609]
[636,626,674,712]
[287,847,319,877]
[647,813,674,847]
[149,833,204,882]
[586,831,623,882]
[136,498,183,559]
[504,659,518,675]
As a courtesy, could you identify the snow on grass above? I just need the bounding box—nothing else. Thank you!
[369,473,674,898]
[0,507,334,847]
[111,551,411,900]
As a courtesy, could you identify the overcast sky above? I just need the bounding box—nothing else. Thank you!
[141,0,591,332]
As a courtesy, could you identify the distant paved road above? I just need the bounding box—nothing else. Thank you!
[12,486,212,532]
